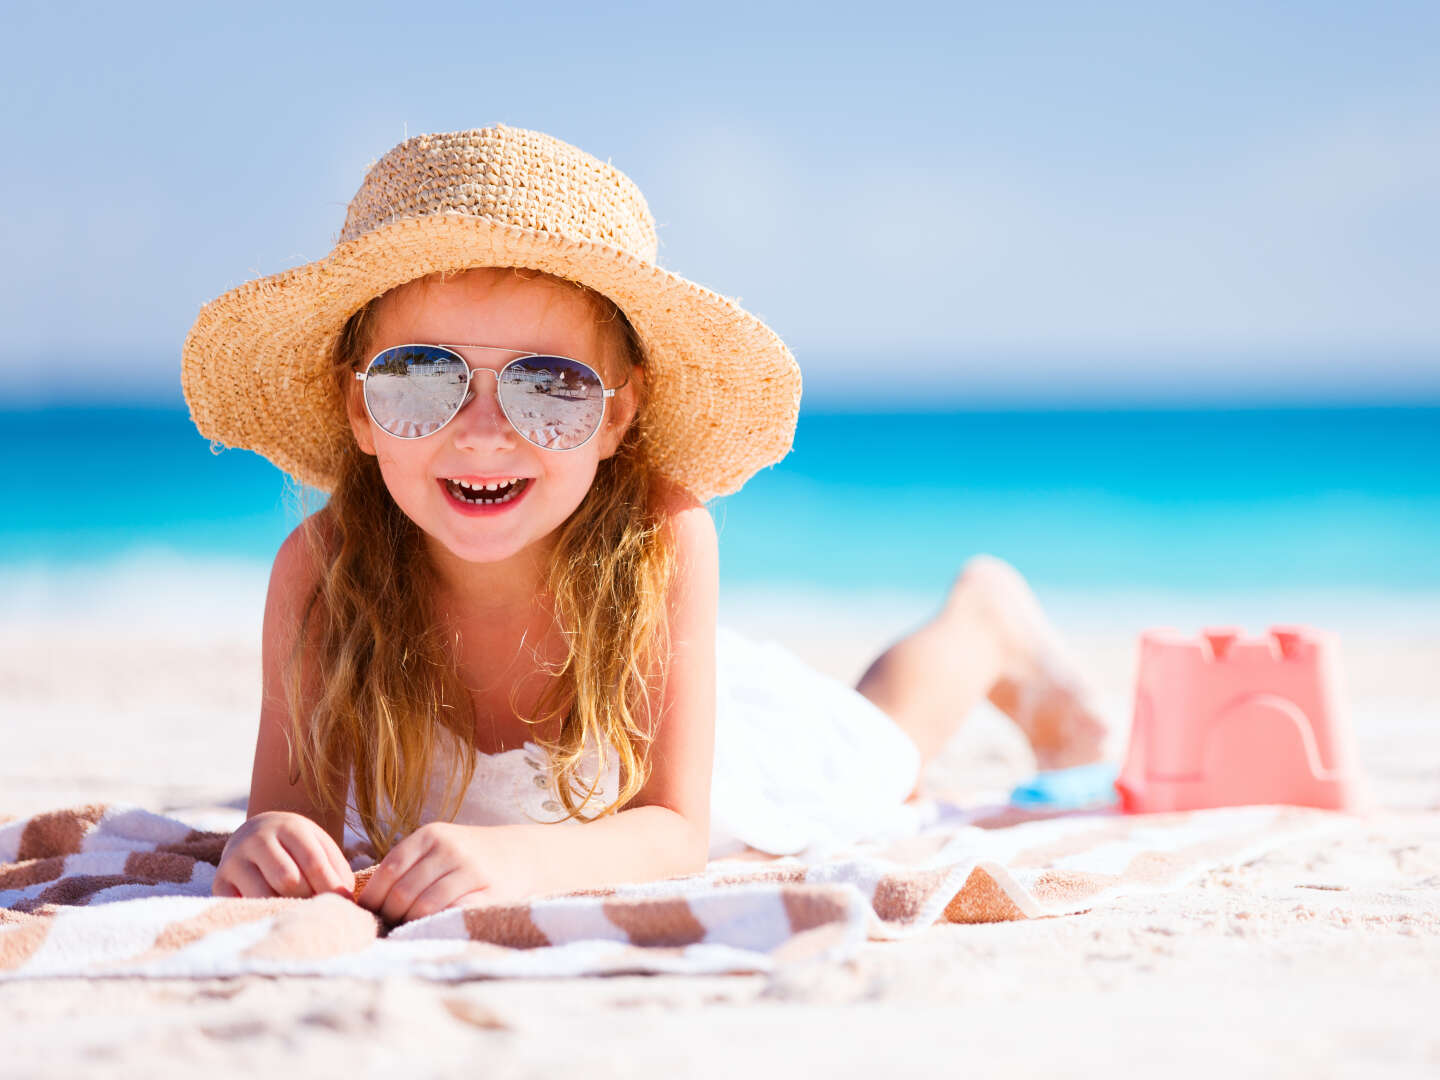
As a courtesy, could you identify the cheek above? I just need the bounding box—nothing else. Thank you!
[371,444,431,504]
[546,455,603,508]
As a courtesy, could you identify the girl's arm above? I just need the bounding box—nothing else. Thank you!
[526,479,720,892]
[245,514,350,847]
[213,513,356,900]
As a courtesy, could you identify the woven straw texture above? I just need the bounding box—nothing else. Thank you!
[181,125,801,501]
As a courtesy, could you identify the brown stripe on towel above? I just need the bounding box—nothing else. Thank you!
[1117,850,1191,886]
[602,896,708,947]
[15,873,136,911]
[941,865,1029,923]
[872,865,955,925]
[1029,869,1116,906]
[97,898,296,971]
[779,884,855,934]
[1119,824,1286,887]
[124,851,199,884]
[351,864,381,903]
[154,830,230,866]
[17,804,107,861]
[462,904,553,949]
[1026,817,1311,908]
[0,913,50,971]
[0,856,67,890]
[245,895,380,961]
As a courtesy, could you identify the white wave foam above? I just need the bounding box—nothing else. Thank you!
[0,548,270,636]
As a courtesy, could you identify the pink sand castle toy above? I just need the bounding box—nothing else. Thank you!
[1115,625,1367,814]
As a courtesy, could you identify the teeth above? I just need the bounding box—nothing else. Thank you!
[454,478,519,491]
[446,477,527,506]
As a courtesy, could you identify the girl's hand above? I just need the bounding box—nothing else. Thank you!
[213,810,356,901]
[356,822,540,924]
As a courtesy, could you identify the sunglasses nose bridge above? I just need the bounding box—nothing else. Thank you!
[447,365,516,441]
[459,365,503,411]
[460,364,503,402]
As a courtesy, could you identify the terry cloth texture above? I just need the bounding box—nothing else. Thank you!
[0,801,1342,979]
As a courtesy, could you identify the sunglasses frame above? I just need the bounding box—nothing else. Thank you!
[354,342,629,452]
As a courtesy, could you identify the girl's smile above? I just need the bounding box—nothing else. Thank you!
[438,475,533,512]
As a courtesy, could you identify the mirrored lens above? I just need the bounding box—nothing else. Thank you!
[497,356,606,450]
[362,346,470,437]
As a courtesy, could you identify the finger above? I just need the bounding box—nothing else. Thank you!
[380,850,452,925]
[402,867,475,922]
[277,832,346,897]
[217,858,276,899]
[323,838,356,894]
[256,837,310,898]
[357,834,424,914]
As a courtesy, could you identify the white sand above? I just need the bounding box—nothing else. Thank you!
[2,574,1438,1077]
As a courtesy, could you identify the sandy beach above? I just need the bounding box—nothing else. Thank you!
[2,574,1438,1077]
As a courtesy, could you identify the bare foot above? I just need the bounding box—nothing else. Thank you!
[949,555,1110,770]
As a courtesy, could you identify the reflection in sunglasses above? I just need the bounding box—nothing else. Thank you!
[363,350,607,450]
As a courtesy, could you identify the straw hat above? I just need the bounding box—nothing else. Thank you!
[181,124,801,501]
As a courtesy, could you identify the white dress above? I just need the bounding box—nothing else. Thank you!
[344,626,924,859]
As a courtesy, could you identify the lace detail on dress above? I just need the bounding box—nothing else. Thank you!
[343,732,620,837]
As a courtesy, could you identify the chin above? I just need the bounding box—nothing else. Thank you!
[436,532,533,566]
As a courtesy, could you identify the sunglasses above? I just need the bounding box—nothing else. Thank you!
[354,343,628,452]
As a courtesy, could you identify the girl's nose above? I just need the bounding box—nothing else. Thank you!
[448,375,518,450]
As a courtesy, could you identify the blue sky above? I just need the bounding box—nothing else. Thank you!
[3,0,1436,406]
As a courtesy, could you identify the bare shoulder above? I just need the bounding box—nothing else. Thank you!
[649,474,717,575]
[273,506,339,587]
[262,505,341,706]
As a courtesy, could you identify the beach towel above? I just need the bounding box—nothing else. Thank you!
[0,800,1346,980]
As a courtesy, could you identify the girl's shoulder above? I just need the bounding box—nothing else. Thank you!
[269,506,340,601]
[649,473,716,559]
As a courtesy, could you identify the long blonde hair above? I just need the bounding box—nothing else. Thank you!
[284,268,674,859]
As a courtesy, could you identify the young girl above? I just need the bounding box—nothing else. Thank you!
[184,125,1107,925]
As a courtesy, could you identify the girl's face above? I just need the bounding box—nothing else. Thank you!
[344,268,638,580]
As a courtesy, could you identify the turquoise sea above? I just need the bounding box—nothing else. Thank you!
[4,404,1438,598]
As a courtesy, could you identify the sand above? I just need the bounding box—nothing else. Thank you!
[2,580,1438,1077]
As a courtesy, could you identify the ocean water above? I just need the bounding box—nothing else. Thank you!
[4,404,1438,604]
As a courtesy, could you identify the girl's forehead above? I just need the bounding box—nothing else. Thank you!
[371,269,607,351]
[372,269,608,355]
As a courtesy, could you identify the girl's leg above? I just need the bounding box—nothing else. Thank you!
[855,555,1108,792]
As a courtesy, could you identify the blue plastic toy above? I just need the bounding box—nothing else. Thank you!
[1009,761,1121,810]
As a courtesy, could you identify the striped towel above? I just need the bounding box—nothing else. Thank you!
[0,800,1343,979]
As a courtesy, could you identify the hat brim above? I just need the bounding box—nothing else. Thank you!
[181,213,801,501]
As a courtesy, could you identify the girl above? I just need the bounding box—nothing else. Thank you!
[184,125,1107,926]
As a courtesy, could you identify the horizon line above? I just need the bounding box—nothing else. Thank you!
[6,391,1440,413]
